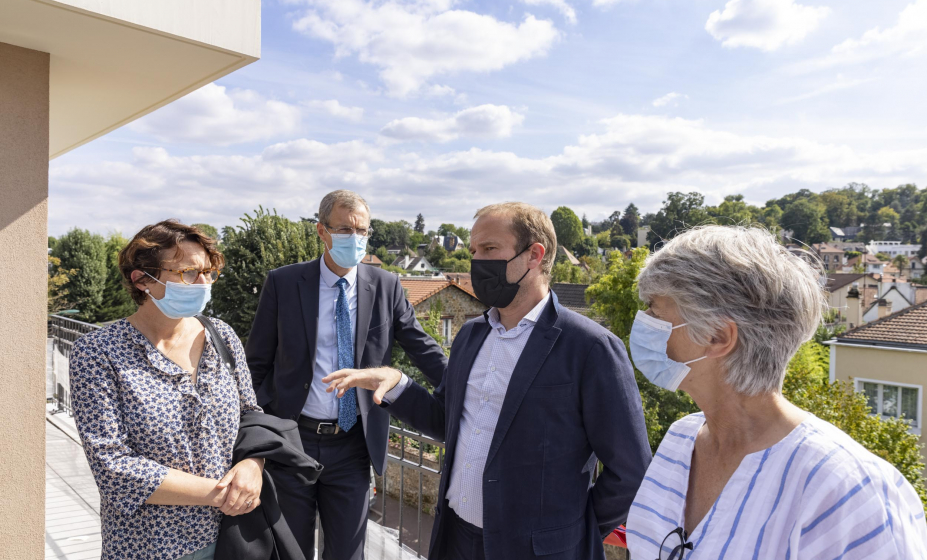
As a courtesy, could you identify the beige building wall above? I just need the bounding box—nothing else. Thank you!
[0,42,50,560]
[831,344,927,459]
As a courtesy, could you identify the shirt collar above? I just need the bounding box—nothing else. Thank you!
[487,291,551,332]
[320,254,357,289]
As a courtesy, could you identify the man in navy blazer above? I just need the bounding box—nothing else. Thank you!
[324,202,651,560]
[246,190,448,560]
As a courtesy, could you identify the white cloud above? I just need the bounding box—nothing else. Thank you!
[592,0,632,7]
[380,105,525,142]
[51,113,927,236]
[705,0,830,52]
[129,83,301,145]
[303,99,365,122]
[652,92,688,107]
[775,76,875,105]
[522,0,576,24]
[289,0,560,97]
[829,0,927,63]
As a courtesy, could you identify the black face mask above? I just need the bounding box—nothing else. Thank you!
[471,247,531,309]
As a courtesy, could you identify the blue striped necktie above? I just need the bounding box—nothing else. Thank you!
[335,278,357,432]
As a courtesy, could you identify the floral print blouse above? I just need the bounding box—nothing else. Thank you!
[69,317,261,560]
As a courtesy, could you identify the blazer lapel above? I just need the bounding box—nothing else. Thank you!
[297,259,321,373]
[485,297,562,467]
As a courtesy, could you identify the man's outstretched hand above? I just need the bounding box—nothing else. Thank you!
[323,367,403,405]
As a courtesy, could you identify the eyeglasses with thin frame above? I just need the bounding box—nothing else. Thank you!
[324,224,373,238]
[656,527,693,560]
[144,267,221,285]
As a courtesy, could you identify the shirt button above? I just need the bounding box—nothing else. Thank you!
[491,366,496,372]
[474,429,481,435]
[304,383,310,389]
[462,497,468,503]
[483,396,489,402]
[466,463,471,469]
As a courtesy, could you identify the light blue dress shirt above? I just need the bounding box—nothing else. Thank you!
[385,292,552,527]
[301,256,358,420]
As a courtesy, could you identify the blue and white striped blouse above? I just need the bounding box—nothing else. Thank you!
[627,412,927,559]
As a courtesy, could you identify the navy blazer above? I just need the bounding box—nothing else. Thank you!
[245,258,448,475]
[385,293,651,560]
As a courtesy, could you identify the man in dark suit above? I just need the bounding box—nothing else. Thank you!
[246,190,448,560]
[324,202,652,560]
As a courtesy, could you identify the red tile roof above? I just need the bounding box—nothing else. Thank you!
[361,254,382,266]
[399,277,478,306]
[838,300,927,350]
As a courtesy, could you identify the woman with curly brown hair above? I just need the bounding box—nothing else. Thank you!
[69,220,263,560]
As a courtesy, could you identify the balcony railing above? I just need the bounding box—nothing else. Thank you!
[47,314,100,415]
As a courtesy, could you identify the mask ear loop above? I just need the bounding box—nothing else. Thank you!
[669,322,707,365]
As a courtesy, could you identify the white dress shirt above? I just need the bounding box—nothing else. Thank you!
[301,256,358,420]
[385,292,551,528]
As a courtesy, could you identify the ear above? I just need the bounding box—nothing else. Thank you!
[130,270,150,292]
[706,319,738,359]
[527,242,545,270]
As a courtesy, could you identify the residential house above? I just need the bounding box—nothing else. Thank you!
[443,273,473,294]
[824,274,883,326]
[866,241,921,260]
[428,234,467,253]
[828,300,927,468]
[812,243,846,273]
[386,244,406,255]
[394,255,437,273]
[556,245,582,266]
[400,277,487,345]
[360,254,382,268]
[829,226,862,241]
[551,283,590,315]
[847,253,885,275]
[861,282,927,322]
[637,226,651,249]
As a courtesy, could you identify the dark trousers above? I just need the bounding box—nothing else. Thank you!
[445,505,486,560]
[273,418,370,560]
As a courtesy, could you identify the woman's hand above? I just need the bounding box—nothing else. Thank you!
[215,458,264,516]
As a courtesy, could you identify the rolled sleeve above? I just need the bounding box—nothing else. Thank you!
[69,340,169,516]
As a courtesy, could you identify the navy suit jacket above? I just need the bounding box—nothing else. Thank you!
[245,258,448,475]
[385,292,651,560]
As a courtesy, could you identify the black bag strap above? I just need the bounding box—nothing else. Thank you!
[195,314,236,373]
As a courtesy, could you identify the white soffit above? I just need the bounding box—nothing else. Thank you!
[0,0,261,159]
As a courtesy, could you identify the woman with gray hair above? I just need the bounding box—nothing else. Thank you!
[625,225,926,560]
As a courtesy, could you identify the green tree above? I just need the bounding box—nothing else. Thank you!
[586,248,699,450]
[550,206,584,251]
[210,207,323,340]
[97,233,136,321]
[582,213,590,229]
[706,195,760,226]
[392,299,449,391]
[919,228,927,260]
[573,236,599,258]
[52,228,108,322]
[781,198,831,244]
[427,246,448,269]
[47,255,77,314]
[619,203,640,237]
[647,192,709,249]
[374,246,390,263]
[551,261,590,284]
[782,342,926,506]
[414,213,425,234]
[191,223,220,241]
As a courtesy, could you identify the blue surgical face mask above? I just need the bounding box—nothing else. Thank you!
[325,229,368,269]
[629,310,707,392]
[144,272,211,319]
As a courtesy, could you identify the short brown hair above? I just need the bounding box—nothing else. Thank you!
[119,220,225,306]
[474,202,558,278]
[319,190,370,226]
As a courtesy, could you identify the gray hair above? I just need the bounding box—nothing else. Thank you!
[637,225,827,395]
[318,190,370,226]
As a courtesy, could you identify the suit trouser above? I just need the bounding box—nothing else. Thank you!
[272,419,370,560]
[445,505,486,560]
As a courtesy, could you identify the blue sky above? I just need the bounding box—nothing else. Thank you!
[50,0,927,236]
